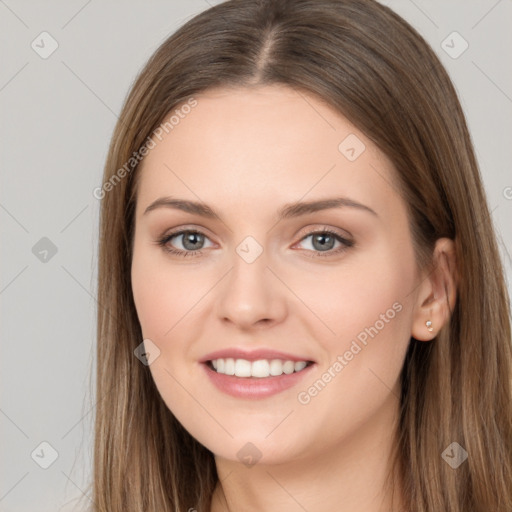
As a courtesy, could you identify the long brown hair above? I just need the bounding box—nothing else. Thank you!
[91,0,512,510]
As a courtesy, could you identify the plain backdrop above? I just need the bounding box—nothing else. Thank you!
[1,1,511,510]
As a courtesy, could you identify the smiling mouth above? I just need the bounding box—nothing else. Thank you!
[206,358,314,378]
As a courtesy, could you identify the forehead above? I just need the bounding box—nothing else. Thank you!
[135,84,400,221]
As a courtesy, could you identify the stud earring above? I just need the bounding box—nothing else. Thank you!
[426,320,433,332]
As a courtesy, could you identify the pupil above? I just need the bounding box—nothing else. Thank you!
[313,233,334,251]
[184,232,202,250]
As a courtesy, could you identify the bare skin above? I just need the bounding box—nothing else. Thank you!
[130,84,457,512]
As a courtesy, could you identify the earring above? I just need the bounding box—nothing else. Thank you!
[426,320,433,332]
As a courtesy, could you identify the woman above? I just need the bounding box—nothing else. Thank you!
[92,0,512,510]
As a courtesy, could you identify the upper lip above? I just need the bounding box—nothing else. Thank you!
[199,348,315,364]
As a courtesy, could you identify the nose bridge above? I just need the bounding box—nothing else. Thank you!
[215,234,286,327]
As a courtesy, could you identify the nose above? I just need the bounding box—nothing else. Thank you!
[215,246,287,330]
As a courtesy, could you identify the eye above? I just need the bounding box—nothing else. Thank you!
[294,228,353,258]
[156,229,214,257]
[156,227,353,259]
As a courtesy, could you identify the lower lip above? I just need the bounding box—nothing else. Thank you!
[202,362,316,399]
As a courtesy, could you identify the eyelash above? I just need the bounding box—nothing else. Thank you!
[156,227,354,259]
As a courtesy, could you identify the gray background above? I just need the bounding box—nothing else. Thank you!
[1,1,511,510]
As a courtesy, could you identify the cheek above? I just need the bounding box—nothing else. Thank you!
[131,245,190,338]
[298,246,414,351]
[290,274,413,451]
[312,245,414,386]
[131,249,204,418]
[297,244,415,412]
[131,269,169,339]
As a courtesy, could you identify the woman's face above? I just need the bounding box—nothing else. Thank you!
[131,84,421,465]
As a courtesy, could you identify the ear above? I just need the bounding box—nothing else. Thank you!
[411,237,458,341]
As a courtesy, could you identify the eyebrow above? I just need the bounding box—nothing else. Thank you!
[143,196,378,220]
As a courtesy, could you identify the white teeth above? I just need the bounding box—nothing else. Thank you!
[252,359,270,378]
[294,361,307,372]
[210,358,310,378]
[234,359,252,377]
[269,359,283,376]
[282,361,295,374]
[224,358,235,375]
